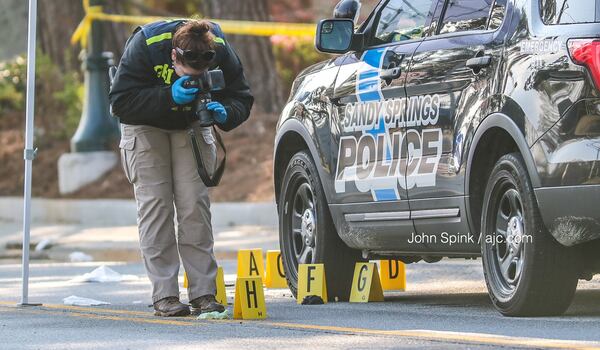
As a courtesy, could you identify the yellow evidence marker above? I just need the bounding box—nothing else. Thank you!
[297,264,327,304]
[233,277,267,319]
[349,262,384,302]
[379,259,406,291]
[264,250,287,288]
[184,266,227,305]
[237,248,264,280]
[215,266,227,305]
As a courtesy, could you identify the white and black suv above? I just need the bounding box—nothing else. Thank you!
[274,0,600,316]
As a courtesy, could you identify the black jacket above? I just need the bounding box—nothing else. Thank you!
[109,20,254,131]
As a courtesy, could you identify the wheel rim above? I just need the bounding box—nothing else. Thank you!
[282,175,318,289]
[292,182,317,265]
[485,181,526,300]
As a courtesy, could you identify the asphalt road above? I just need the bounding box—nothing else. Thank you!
[1,259,599,349]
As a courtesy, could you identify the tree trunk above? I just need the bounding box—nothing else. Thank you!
[103,0,132,63]
[201,0,285,114]
[37,0,85,70]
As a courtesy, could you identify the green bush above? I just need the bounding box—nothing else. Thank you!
[53,71,84,139]
[0,51,83,141]
[0,56,26,113]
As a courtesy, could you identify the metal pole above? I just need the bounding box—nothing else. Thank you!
[19,0,41,307]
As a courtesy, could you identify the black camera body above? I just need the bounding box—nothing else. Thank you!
[183,69,226,127]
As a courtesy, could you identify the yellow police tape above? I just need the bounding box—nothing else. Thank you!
[71,0,316,48]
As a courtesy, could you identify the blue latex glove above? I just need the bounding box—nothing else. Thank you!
[171,75,198,105]
[206,101,228,124]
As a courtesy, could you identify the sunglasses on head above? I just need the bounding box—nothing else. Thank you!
[175,47,216,64]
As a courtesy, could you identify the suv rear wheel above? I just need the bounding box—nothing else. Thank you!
[278,151,362,301]
[481,153,579,316]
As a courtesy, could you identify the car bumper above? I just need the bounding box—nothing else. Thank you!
[535,185,600,246]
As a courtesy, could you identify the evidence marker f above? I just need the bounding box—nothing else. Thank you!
[297,264,327,304]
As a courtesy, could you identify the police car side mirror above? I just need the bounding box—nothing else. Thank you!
[316,19,361,54]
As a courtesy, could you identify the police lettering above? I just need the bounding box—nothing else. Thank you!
[335,128,442,192]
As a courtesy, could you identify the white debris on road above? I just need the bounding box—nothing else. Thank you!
[63,295,110,306]
[69,251,93,262]
[71,265,139,283]
[197,309,231,320]
[34,239,52,251]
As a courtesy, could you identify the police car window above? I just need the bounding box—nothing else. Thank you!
[439,0,494,34]
[540,0,598,25]
[357,0,381,26]
[488,0,507,30]
[372,0,435,45]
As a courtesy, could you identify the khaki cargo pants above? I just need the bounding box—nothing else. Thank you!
[119,123,217,303]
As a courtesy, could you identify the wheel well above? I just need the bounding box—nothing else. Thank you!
[274,131,309,204]
[468,127,519,234]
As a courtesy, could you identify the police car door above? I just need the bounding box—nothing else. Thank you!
[404,0,508,252]
[331,0,438,252]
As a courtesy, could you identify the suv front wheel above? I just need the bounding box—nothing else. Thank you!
[481,153,579,316]
[278,150,362,301]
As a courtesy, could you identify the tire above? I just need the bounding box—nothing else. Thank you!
[480,153,579,316]
[278,150,362,301]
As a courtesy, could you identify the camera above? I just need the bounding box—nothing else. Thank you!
[183,69,226,126]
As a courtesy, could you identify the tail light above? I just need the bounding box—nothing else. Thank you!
[568,39,600,90]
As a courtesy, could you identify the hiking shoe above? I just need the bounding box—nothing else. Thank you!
[153,296,191,317]
[190,294,225,315]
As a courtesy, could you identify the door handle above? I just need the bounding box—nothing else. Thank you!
[380,67,402,81]
[466,55,492,70]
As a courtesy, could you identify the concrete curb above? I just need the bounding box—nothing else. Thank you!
[0,197,278,227]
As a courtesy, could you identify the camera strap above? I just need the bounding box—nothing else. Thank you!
[188,126,226,187]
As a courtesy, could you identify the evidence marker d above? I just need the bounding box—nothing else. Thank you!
[379,260,406,291]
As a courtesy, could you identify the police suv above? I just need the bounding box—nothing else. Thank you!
[274,0,600,316]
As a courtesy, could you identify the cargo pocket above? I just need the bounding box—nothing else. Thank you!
[119,137,136,184]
